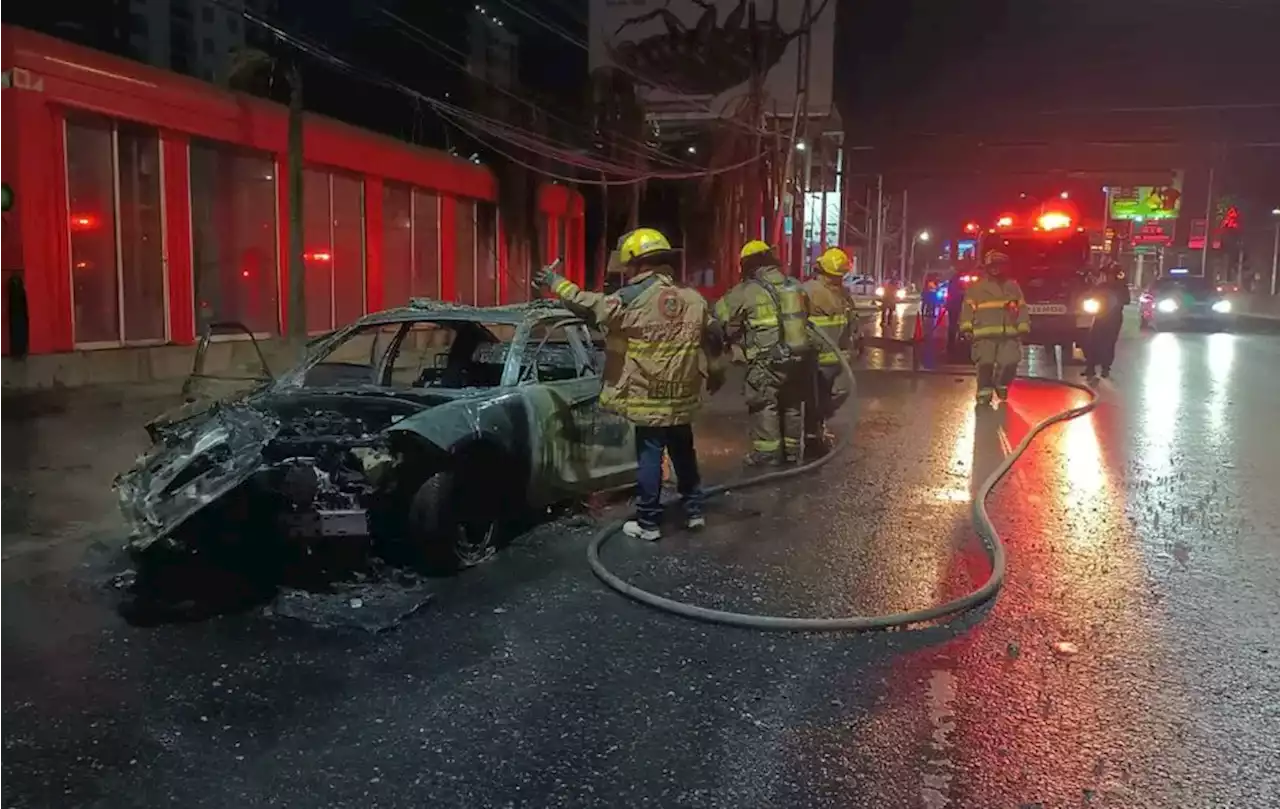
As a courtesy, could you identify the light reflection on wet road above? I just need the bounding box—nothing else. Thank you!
[3,327,1279,807]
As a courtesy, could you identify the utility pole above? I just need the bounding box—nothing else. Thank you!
[1270,211,1279,296]
[873,174,885,282]
[898,189,909,280]
[1201,160,1214,277]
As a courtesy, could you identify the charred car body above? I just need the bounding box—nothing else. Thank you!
[115,301,637,573]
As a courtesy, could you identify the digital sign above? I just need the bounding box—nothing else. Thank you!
[1109,185,1182,221]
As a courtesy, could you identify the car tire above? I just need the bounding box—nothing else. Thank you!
[407,470,499,574]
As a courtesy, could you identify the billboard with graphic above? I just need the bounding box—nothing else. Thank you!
[1109,184,1183,220]
[588,0,835,121]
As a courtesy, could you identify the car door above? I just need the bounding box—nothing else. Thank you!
[518,319,636,498]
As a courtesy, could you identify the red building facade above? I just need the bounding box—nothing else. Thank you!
[2,26,585,356]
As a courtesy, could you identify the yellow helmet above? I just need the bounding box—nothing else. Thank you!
[983,249,1010,266]
[816,247,852,277]
[618,228,672,265]
[739,239,772,261]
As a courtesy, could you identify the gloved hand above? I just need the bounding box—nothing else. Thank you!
[531,259,563,291]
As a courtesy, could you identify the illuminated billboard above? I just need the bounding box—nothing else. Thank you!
[1109,184,1182,221]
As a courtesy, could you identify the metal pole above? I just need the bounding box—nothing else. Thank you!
[873,174,884,282]
[800,129,814,275]
[1201,162,1214,276]
[1270,220,1279,296]
[899,189,909,280]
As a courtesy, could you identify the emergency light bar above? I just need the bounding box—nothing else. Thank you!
[1169,267,1189,275]
[1037,211,1072,230]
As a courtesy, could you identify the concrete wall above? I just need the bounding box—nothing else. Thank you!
[2,338,299,390]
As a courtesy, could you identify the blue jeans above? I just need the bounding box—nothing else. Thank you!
[634,424,704,530]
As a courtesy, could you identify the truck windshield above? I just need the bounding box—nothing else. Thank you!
[983,233,1089,275]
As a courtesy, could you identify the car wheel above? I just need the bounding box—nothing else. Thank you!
[408,471,498,573]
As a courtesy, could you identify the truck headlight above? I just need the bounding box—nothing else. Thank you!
[875,286,885,298]
[1156,298,1179,313]
[1212,299,1232,313]
[1081,298,1100,314]
[895,288,906,300]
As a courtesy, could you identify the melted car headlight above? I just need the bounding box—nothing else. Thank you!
[1156,298,1179,313]
[895,288,907,300]
[1211,299,1232,313]
[1081,298,1100,314]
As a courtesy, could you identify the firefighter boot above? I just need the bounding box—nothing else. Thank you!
[976,362,995,405]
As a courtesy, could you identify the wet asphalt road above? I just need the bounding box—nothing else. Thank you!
[4,316,1280,808]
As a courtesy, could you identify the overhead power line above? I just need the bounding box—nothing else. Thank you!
[212,0,767,185]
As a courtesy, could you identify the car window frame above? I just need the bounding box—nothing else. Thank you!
[505,316,596,387]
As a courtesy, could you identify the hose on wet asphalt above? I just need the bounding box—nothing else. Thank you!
[586,325,1100,632]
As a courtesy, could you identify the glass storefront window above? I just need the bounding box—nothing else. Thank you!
[116,123,166,342]
[189,139,278,335]
[66,115,119,344]
[382,182,412,307]
[455,199,477,305]
[303,167,334,334]
[65,114,168,346]
[332,173,365,325]
[411,189,440,300]
[476,202,498,306]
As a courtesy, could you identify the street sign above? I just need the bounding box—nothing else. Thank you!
[1133,220,1173,246]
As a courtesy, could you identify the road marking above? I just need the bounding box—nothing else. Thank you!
[921,668,958,809]
[997,427,1013,457]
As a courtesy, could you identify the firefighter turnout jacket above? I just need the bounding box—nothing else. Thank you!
[801,276,854,366]
[958,276,1031,341]
[548,268,717,427]
[714,266,813,363]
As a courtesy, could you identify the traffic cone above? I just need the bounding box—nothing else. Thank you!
[935,306,947,334]
[912,312,924,342]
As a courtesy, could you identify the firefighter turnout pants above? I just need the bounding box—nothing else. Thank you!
[744,360,808,461]
[972,338,1022,399]
[804,364,845,444]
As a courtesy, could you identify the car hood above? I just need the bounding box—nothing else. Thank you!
[115,403,280,553]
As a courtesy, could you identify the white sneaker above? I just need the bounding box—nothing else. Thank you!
[686,515,706,531]
[622,520,661,541]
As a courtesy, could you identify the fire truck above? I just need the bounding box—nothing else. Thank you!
[976,208,1096,359]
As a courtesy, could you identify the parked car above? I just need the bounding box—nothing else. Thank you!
[115,300,638,574]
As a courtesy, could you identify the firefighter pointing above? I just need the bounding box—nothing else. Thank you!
[534,228,723,541]
[959,250,1030,405]
[714,240,814,466]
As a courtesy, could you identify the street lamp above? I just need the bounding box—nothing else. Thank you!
[1270,207,1280,296]
[909,230,931,277]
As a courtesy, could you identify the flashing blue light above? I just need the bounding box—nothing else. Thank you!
[1169,267,1189,275]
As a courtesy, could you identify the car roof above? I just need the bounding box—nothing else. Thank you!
[353,299,580,328]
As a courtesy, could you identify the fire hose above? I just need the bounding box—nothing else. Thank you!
[586,325,1099,631]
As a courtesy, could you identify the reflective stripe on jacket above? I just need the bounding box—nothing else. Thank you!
[550,268,714,426]
[958,277,1031,339]
[714,266,813,361]
[802,276,854,366]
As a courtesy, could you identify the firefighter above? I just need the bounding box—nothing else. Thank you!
[715,240,814,465]
[534,228,724,541]
[801,247,857,451]
[1083,263,1130,379]
[959,250,1029,405]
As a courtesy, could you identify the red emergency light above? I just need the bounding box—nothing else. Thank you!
[996,215,1015,228]
[963,222,980,234]
[70,213,100,231]
[1037,211,1072,231]
[305,250,333,262]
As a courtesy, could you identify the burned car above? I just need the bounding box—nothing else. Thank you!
[115,300,638,573]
